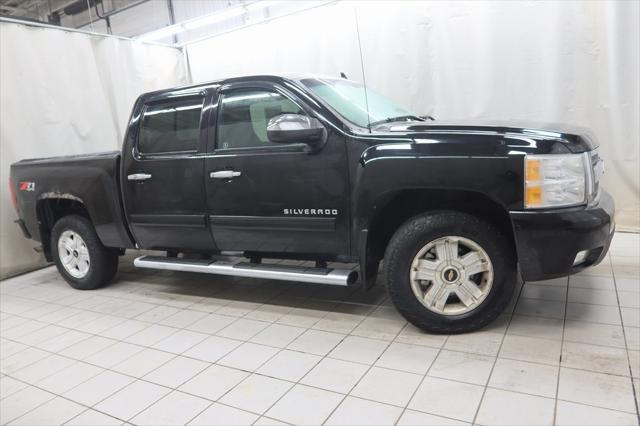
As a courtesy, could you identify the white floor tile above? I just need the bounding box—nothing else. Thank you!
[428,350,494,385]
[188,402,259,425]
[568,287,619,306]
[151,329,208,354]
[179,364,249,401]
[328,335,388,364]
[515,298,566,319]
[444,331,503,357]
[558,367,636,413]
[11,354,76,383]
[507,315,564,340]
[397,409,470,425]
[36,361,103,394]
[58,335,117,361]
[63,370,134,406]
[0,385,55,424]
[100,319,149,340]
[351,366,422,407]
[83,341,144,368]
[374,342,439,375]
[124,324,179,346]
[10,396,85,426]
[395,324,448,348]
[249,323,305,348]
[1,347,50,375]
[143,355,209,388]
[94,380,170,421]
[499,334,561,365]
[131,390,210,425]
[521,284,567,301]
[159,309,208,329]
[183,335,241,362]
[219,374,292,414]
[475,388,555,426]
[111,348,174,377]
[266,384,343,425]
[256,349,321,382]
[563,320,626,348]
[0,376,28,399]
[408,376,484,422]
[326,396,403,426]
[287,329,345,356]
[217,318,269,341]
[489,358,558,398]
[185,313,236,334]
[555,400,639,426]
[217,342,279,372]
[301,357,368,394]
[561,341,630,376]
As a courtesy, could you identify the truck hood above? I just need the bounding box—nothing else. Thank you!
[366,120,597,154]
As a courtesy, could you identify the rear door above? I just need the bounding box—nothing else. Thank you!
[122,90,215,251]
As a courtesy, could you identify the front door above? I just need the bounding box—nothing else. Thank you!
[122,91,215,251]
[204,83,349,256]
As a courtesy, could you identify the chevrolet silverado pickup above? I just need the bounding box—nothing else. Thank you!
[9,75,614,333]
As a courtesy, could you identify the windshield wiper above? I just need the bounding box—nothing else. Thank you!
[368,115,425,128]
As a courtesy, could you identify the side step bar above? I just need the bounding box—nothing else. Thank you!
[133,255,358,286]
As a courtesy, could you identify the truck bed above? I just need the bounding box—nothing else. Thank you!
[10,150,134,249]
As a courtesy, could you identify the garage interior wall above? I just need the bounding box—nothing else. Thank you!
[186,0,640,232]
[0,20,187,279]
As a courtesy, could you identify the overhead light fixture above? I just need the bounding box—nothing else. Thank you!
[138,0,282,42]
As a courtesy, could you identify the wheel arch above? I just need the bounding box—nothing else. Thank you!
[358,188,516,289]
[36,195,91,261]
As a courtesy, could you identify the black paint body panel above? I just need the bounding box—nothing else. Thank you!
[9,75,613,282]
[10,151,134,249]
[511,191,615,280]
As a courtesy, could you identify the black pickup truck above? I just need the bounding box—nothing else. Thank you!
[10,75,614,333]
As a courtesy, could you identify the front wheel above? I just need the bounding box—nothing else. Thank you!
[51,215,119,290]
[384,211,516,334]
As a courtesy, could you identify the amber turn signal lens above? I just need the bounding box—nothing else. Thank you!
[526,186,542,207]
[526,158,541,181]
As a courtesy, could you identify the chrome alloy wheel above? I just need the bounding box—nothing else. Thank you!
[58,230,90,279]
[410,236,493,315]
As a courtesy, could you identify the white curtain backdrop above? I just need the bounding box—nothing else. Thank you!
[0,21,187,278]
[186,0,639,231]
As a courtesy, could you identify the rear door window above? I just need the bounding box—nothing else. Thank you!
[138,97,204,155]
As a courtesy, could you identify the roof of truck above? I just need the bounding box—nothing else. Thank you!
[140,74,348,99]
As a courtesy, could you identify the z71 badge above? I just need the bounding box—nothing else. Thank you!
[19,181,35,191]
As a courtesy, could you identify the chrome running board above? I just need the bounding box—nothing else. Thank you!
[133,255,358,286]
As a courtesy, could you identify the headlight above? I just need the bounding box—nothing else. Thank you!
[525,153,591,208]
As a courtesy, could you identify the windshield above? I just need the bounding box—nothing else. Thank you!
[299,78,418,128]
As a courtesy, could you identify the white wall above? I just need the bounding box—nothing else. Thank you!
[186,0,639,231]
[0,21,187,279]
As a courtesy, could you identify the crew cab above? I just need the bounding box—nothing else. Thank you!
[9,75,614,333]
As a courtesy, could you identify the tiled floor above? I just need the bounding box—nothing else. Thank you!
[0,232,638,426]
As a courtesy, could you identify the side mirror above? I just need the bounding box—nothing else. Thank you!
[267,114,326,149]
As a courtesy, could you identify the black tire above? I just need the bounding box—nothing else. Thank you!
[384,210,516,334]
[51,215,118,290]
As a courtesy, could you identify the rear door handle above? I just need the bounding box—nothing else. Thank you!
[210,170,241,179]
[127,173,152,181]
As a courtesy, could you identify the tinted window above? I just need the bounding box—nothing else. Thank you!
[138,97,203,154]
[217,90,303,150]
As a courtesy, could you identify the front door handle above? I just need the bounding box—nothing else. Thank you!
[127,173,152,181]
[210,170,241,179]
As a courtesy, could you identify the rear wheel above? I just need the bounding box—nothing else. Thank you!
[51,215,118,290]
[384,211,516,333]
